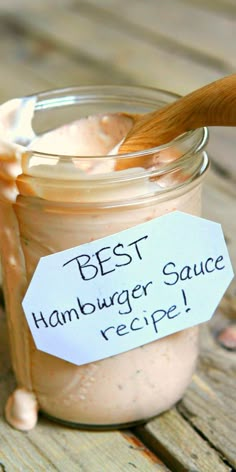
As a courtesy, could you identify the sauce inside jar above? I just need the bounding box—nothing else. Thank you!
[0,86,208,430]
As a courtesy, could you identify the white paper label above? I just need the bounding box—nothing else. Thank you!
[22,212,234,365]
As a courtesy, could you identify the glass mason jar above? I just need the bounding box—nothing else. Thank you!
[0,86,209,431]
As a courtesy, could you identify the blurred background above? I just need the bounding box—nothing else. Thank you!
[0,0,235,95]
[0,0,235,174]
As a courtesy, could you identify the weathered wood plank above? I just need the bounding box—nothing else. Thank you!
[135,321,236,471]
[179,322,236,467]
[181,0,236,16]
[202,169,236,296]
[0,0,73,10]
[208,128,236,181]
[0,3,230,95]
[0,415,170,472]
[136,407,231,472]
[82,0,236,70]
[0,18,130,103]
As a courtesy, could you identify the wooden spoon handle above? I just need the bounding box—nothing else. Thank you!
[119,74,236,155]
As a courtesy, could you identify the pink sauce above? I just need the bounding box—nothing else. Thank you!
[0,105,200,430]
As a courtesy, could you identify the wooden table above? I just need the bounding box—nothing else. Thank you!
[0,1,235,470]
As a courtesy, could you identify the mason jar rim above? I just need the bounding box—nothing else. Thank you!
[25,84,209,161]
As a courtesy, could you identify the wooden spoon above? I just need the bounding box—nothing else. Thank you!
[116,74,236,170]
